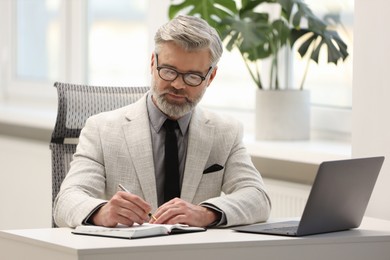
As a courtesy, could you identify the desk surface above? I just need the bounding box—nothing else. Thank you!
[1,217,390,260]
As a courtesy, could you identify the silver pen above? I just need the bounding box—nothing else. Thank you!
[118,184,157,221]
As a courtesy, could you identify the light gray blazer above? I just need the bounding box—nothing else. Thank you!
[53,94,271,227]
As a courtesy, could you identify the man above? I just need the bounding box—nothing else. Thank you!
[54,15,271,228]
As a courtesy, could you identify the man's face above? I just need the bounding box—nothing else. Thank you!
[150,42,217,119]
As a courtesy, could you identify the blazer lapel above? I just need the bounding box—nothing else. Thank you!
[122,97,158,210]
[181,109,214,203]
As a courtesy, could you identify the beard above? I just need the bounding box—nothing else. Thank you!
[150,78,206,119]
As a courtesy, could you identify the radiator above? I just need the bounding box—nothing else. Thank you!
[264,178,311,218]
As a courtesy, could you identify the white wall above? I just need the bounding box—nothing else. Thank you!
[353,0,390,220]
[0,135,52,229]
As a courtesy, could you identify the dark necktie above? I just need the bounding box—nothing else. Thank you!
[163,119,180,202]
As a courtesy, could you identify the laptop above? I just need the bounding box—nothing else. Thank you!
[233,156,385,237]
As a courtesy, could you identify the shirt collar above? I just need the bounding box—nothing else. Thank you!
[147,93,192,135]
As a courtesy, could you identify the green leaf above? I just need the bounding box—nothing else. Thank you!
[168,0,238,39]
[297,34,317,59]
[241,0,274,14]
[292,27,348,64]
[271,19,290,47]
[223,14,272,52]
[168,0,349,89]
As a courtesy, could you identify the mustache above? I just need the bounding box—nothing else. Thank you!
[161,87,189,99]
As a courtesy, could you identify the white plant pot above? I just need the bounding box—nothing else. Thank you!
[255,89,310,140]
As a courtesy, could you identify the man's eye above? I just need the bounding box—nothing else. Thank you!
[187,74,201,80]
[160,68,176,77]
[165,69,176,76]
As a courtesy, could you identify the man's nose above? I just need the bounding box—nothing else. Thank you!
[170,75,187,89]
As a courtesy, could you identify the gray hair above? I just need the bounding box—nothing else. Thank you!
[154,15,223,66]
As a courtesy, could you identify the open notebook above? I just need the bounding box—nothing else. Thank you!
[72,223,206,239]
[233,156,384,237]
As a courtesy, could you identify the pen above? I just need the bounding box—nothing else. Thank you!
[118,184,157,221]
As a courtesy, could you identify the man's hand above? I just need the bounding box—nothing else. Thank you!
[91,191,151,227]
[149,198,220,227]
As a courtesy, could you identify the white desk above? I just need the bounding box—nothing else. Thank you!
[1,217,390,260]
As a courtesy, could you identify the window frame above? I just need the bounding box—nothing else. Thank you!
[0,0,351,138]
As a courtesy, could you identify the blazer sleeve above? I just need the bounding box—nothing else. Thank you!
[53,115,109,227]
[200,119,272,227]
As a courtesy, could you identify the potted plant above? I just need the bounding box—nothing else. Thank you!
[168,0,349,140]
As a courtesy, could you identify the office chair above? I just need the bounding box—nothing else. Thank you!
[49,82,149,227]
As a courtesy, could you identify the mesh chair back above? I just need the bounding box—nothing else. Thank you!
[49,82,149,227]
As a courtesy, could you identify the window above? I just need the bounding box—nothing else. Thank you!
[295,0,354,108]
[200,0,353,136]
[0,0,63,101]
[87,0,149,85]
[0,0,352,138]
[1,0,154,102]
[16,0,61,81]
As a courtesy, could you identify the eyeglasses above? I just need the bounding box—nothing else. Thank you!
[155,54,213,87]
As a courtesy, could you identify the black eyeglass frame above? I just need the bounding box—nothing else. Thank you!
[155,54,213,87]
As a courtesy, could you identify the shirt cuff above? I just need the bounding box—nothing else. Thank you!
[82,202,107,225]
[200,203,227,227]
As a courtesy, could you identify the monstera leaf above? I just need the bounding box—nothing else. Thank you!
[291,29,349,65]
[223,12,270,55]
[168,0,349,90]
[169,0,237,38]
[282,0,348,65]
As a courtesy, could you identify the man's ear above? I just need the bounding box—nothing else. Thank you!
[207,66,218,87]
[150,53,155,74]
